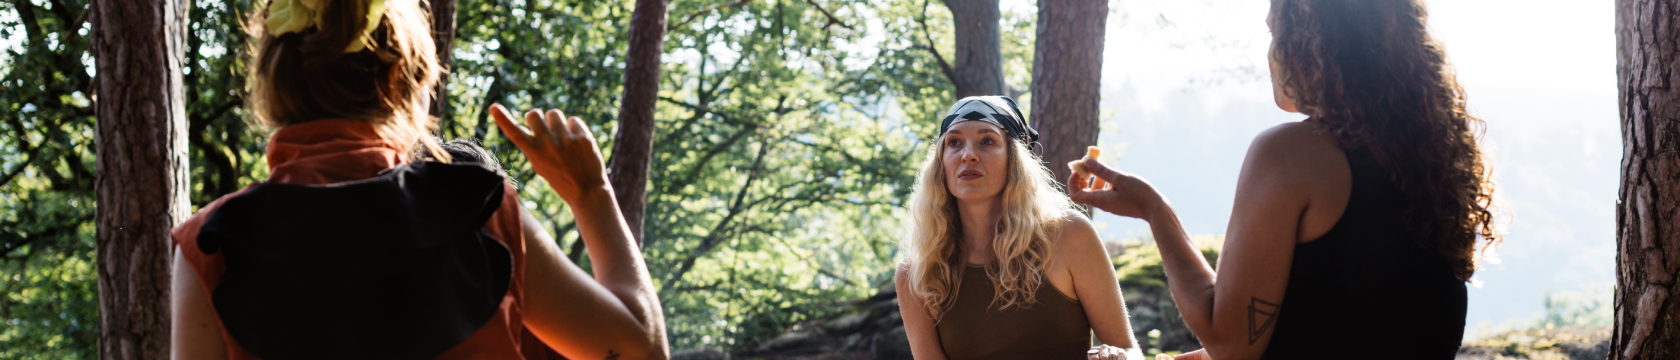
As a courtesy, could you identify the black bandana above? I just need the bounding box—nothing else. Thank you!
[938,96,1038,148]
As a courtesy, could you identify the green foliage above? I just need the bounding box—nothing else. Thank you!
[1537,286,1613,329]
[439,0,978,351]
[643,0,947,350]
[2,0,98,356]
[0,191,96,359]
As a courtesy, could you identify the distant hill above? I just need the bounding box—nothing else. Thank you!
[1457,327,1610,360]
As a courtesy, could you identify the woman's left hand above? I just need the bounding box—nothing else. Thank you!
[489,103,610,202]
[1088,344,1129,360]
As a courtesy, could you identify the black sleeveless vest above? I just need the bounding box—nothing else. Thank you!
[1257,147,1467,359]
[197,161,513,360]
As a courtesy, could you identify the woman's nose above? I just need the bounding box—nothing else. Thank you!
[962,146,979,162]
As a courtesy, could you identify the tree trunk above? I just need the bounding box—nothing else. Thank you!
[942,0,1007,98]
[1029,0,1106,190]
[429,0,457,130]
[607,0,669,245]
[1612,0,1680,359]
[89,0,191,358]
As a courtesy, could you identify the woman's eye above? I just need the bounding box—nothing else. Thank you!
[946,139,961,147]
[982,138,996,145]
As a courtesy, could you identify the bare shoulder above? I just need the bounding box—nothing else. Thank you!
[1052,210,1106,257]
[895,261,912,286]
[1245,121,1347,186]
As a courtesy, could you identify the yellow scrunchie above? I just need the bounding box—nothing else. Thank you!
[265,0,409,53]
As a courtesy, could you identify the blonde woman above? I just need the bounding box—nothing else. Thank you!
[168,0,666,358]
[896,96,1139,360]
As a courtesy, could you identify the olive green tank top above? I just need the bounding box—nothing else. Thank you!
[935,264,1092,359]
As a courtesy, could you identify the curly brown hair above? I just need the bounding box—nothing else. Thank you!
[1269,0,1499,281]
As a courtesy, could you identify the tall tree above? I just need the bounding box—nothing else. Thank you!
[89,0,191,358]
[1028,0,1105,188]
[430,0,457,128]
[1613,0,1680,359]
[608,0,670,245]
[936,0,1007,98]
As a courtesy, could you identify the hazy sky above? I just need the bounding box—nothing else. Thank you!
[1062,0,1620,333]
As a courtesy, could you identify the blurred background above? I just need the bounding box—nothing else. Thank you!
[0,0,1618,358]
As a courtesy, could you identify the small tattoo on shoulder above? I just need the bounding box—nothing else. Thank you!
[1247,297,1281,345]
[604,349,620,360]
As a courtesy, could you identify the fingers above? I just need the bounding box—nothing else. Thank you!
[490,104,534,150]
[568,116,592,139]
[1067,172,1090,197]
[531,109,556,140]
[541,109,597,141]
[1082,157,1123,183]
[1087,345,1123,360]
[1174,349,1210,360]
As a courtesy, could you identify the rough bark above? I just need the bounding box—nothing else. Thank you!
[89,0,192,358]
[1612,0,1680,359]
[429,0,457,127]
[941,0,1007,98]
[607,0,669,245]
[1029,0,1106,190]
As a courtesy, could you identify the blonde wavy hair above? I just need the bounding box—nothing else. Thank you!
[247,0,448,161]
[901,132,1074,321]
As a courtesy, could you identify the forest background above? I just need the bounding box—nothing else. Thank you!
[0,0,1624,358]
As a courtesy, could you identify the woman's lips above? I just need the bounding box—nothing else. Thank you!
[958,169,982,180]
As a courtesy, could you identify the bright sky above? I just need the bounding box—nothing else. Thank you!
[1056,0,1620,335]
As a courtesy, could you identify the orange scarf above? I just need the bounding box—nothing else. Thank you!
[264,119,411,185]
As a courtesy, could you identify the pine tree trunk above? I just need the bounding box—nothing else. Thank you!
[1612,0,1680,359]
[942,0,1007,98]
[1029,0,1106,189]
[89,0,191,358]
[607,0,668,245]
[429,0,456,126]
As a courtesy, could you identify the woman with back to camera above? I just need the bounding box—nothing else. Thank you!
[895,96,1139,360]
[1069,1,1499,359]
[167,0,668,358]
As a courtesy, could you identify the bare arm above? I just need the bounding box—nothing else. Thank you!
[1071,123,1344,360]
[1056,214,1140,356]
[171,250,228,360]
[895,264,949,360]
[493,104,668,359]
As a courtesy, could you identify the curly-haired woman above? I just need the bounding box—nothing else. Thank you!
[1070,1,1500,359]
[896,96,1139,360]
[168,0,666,358]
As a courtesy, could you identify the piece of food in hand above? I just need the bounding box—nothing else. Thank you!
[1068,146,1107,190]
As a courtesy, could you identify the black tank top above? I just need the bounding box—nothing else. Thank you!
[1257,147,1466,359]
[197,161,513,360]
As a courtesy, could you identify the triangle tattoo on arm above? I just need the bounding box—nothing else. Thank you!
[1248,297,1281,345]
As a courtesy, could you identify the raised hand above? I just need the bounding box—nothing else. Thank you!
[489,103,609,202]
[1067,157,1168,222]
